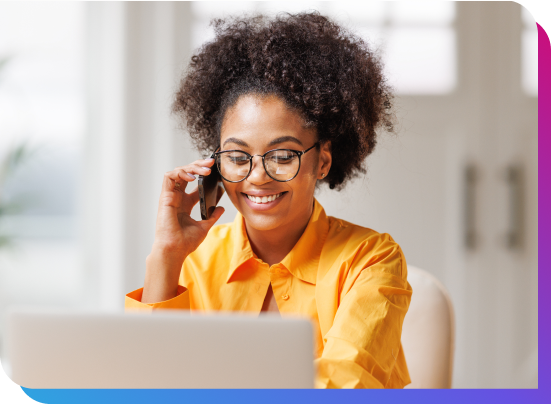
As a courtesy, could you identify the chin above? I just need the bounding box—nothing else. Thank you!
[241,212,286,232]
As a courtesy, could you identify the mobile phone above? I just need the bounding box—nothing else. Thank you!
[198,160,225,220]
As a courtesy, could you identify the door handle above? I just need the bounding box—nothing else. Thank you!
[504,164,524,250]
[464,164,478,250]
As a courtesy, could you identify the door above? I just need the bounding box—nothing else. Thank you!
[316,2,538,388]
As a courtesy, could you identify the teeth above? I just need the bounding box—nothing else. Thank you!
[246,193,283,204]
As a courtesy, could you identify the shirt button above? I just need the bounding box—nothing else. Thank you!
[282,294,289,300]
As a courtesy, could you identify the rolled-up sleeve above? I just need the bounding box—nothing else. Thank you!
[315,239,412,389]
[125,285,190,312]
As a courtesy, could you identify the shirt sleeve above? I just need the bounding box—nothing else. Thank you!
[124,285,190,312]
[315,237,412,389]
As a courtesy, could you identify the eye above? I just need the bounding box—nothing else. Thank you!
[222,152,249,165]
[230,156,247,163]
[269,151,297,163]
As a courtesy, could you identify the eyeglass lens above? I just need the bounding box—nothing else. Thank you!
[216,150,300,182]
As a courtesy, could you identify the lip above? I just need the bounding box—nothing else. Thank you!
[241,192,287,211]
[242,190,284,197]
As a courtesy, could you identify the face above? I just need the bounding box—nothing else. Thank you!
[219,94,331,233]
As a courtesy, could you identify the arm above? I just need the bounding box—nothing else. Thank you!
[315,242,412,389]
[125,158,224,310]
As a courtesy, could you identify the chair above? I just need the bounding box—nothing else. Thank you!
[401,266,455,388]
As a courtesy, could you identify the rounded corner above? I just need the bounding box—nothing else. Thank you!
[517,2,537,28]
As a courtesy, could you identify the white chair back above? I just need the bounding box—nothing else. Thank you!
[402,266,455,388]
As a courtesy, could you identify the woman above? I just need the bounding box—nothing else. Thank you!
[125,12,412,389]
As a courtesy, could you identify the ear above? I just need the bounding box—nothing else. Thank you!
[317,140,332,179]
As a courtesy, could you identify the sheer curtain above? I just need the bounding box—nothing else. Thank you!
[0,0,85,358]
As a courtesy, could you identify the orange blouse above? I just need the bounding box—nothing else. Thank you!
[125,198,412,388]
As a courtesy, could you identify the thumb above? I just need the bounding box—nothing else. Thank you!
[203,206,225,229]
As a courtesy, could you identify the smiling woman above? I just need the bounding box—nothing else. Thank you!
[125,12,412,389]
[216,95,329,251]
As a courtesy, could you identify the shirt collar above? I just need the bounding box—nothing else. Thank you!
[226,198,329,285]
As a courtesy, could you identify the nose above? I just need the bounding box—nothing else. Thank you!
[246,155,271,185]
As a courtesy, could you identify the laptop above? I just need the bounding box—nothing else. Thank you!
[5,308,314,388]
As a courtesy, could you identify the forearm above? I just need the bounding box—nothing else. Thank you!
[142,246,188,304]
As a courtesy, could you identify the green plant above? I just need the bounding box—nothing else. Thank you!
[0,142,35,248]
[0,56,36,248]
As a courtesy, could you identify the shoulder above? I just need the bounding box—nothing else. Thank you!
[321,215,407,281]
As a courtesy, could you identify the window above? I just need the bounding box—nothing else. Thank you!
[0,1,85,347]
[328,1,456,94]
[190,1,457,95]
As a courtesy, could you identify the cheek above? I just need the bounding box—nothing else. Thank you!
[222,182,251,211]
[301,158,320,182]
[223,182,241,201]
[290,168,317,196]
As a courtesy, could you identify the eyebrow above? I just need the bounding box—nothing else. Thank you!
[222,137,249,147]
[222,136,303,148]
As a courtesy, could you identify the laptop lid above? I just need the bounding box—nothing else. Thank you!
[5,308,314,388]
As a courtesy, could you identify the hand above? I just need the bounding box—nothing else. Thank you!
[153,157,224,257]
[142,158,224,303]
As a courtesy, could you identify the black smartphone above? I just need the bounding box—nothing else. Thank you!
[198,160,225,220]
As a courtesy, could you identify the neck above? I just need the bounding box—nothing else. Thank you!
[245,200,314,267]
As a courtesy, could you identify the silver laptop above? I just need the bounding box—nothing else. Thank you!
[5,308,314,388]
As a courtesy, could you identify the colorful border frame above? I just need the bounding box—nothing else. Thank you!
[11,16,551,404]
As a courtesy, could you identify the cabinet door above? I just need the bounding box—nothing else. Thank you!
[318,1,537,388]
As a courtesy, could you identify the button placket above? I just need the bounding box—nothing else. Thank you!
[269,265,291,305]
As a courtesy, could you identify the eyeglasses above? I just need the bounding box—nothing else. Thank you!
[211,141,319,183]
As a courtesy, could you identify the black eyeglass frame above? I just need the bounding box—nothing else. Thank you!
[210,141,320,183]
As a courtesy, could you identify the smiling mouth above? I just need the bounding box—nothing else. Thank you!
[244,192,285,204]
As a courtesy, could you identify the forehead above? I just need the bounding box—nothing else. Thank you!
[220,94,316,147]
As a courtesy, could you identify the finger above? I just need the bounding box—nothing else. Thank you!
[203,157,215,166]
[175,169,198,184]
[166,166,210,188]
[201,206,225,228]
[162,172,183,193]
[189,164,213,176]
[173,165,212,181]
[164,169,195,184]
[163,171,193,193]
[173,158,215,172]
[170,165,211,181]
[162,161,216,196]
[196,157,215,167]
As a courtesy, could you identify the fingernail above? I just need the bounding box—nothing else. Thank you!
[187,174,196,179]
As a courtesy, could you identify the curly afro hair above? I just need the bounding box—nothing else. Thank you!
[172,12,394,190]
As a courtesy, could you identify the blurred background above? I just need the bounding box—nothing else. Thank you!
[0,1,537,388]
